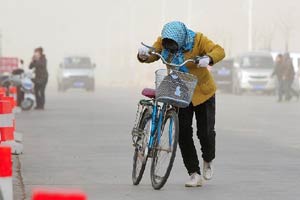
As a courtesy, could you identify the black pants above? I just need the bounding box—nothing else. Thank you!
[277,79,285,101]
[34,80,47,108]
[178,95,216,175]
[17,86,24,106]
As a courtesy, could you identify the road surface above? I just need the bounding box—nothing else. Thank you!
[13,87,300,200]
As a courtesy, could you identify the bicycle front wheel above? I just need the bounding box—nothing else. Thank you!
[150,109,179,190]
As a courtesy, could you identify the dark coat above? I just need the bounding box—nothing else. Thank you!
[272,61,285,81]
[29,55,48,84]
[284,59,295,81]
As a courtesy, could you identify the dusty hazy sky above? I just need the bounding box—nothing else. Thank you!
[0,0,300,86]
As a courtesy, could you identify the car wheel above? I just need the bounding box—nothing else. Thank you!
[86,80,95,92]
[265,90,276,96]
[61,83,67,92]
[86,86,95,92]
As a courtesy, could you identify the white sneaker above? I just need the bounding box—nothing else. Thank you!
[185,173,203,187]
[203,161,213,180]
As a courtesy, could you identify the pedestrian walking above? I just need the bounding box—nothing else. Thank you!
[272,54,286,102]
[283,53,299,101]
[138,21,225,187]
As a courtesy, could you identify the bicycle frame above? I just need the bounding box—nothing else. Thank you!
[146,101,172,153]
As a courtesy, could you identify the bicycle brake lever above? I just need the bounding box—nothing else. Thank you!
[141,42,156,52]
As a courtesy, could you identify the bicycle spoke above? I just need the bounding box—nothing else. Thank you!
[137,151,144,161]
[153,117,175,180]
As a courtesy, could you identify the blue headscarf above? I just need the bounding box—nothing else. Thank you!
[161,21,196,72]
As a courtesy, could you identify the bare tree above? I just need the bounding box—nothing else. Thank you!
[253,23,276,51]
[279,21,292,52]
[277,8,296,52]
[212,28,233,57]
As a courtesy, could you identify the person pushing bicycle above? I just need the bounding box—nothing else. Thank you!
[137,21,225,187]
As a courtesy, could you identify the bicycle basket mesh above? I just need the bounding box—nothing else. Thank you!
[155,69,198,108]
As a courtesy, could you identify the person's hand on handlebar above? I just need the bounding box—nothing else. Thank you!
[138,46,150,61]
[196,56,211,68]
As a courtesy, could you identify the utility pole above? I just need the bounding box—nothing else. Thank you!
[161,0,166,26]
[187,0,193,26]
[248,0,253,51]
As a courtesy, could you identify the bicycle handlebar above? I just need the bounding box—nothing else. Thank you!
[141,42,201,69]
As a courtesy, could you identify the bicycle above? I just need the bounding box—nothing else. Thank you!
[131,43,200,190]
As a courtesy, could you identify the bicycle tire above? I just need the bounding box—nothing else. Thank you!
[150,109,179,190]
[132,110,152,185]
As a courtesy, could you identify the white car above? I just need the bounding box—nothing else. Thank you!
[232,52,276,95]
[57,56,96,92]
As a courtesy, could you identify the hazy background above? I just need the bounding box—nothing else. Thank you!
[0,0,300,87]
[3,1,300,199]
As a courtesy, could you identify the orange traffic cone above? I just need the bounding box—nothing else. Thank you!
[0,100,23,154]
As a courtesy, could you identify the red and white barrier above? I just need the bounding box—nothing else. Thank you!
[0,87,7,97]
[0,98,23,155]
[32,188,87,200]
[0,146,13,200]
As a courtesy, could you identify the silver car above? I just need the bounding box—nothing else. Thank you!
[57,56,96,92]
[232,52,276,95]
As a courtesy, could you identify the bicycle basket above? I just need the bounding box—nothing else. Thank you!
[155,69,198,108]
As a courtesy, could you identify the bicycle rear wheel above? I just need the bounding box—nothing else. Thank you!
[132,110,152,185]
[150,109,179,190]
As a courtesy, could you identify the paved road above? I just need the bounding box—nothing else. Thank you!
[14,87,300,200]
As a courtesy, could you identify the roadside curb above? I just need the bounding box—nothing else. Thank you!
[13,155,25,200]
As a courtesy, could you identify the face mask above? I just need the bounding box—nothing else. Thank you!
[162,39,179,54]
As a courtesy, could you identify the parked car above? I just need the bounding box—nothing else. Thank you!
[232,52,276,95]
[57,56,96,92]
[211,59,233,91]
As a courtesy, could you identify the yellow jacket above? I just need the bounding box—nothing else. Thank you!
[140,32,225,106]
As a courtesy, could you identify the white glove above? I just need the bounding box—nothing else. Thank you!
[138,46,150,61]
[197,56,211,68]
